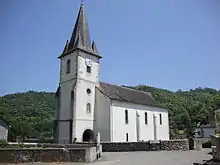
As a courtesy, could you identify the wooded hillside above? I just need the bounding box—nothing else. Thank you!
[0,86,220,140]
[126,86,220,138]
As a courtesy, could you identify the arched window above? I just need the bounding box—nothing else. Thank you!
[66,59,71,74]
[159,113,162,125]
[145,112,148,125]
[125,109,128,124]
[86,103,91,113]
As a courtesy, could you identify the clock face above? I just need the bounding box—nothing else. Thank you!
[85,59,93,67]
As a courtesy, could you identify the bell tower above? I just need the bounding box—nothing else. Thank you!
[54,1,102,144]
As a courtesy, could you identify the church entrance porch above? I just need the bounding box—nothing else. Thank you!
[82,129,95,142]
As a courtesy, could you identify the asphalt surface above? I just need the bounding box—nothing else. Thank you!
[93,149,212,165]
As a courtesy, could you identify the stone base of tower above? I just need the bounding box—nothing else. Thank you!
[74,120,96,142]
[54,119,97,144]
[54,120,73,144]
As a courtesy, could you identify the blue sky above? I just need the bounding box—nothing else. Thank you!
[1,0,220,96]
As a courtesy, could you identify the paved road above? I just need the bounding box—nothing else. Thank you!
[92,149,212,165]
[5,149,212,165]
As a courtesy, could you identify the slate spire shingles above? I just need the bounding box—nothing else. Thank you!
[60,1,102,58]
[92,40,99,54]
[62,40,69,54]
[68,2,91,50]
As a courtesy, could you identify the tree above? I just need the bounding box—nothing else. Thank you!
[0,86,219,139]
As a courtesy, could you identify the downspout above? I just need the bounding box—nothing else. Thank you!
[153,114,157,140]
[136,111,140,141]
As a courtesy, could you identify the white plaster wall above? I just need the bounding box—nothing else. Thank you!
[74,54,100,141]
[57,79,75,143]
[57,51,78,143]
[57,52,77,143]
[59,51,77,120]
[0,125,8,141]
[111,100,169,142]
[75,120,94,142]
[153,111,169,140]
[58,48,101,142]
[94,88,111,142]
[138,110,154,140]
[60,52,77,83]
[111,103,137,142]
[75,80,96,120]
[59,80,75,120]
[77,55,99,83]
[74,80,97,141]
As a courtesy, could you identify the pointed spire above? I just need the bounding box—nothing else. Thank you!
[59,1,102,59]
[62,40,69,54]
[68,1,91,50]
[92,40,99,54]
[74,32,83,49]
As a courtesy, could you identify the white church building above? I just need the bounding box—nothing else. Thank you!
[54,2,170,144]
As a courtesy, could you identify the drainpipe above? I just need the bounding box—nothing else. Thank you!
[136,111,140,141]
[153,114,157,140]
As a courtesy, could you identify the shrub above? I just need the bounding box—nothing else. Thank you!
[0,139,8,148]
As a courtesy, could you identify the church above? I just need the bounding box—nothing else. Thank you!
[54,2,170,144]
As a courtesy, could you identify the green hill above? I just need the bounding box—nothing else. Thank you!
[0,91,55,140]
[0,86,220,140]
[126,86,220,138]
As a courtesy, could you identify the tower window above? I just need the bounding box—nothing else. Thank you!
[126,133,128,142]
[87,88,91,94]
[87,66,91,73]
[125,110,128,124]
[66,59,71,74]
[145,112,148,125]
[159,113,162,125]
[86,103,91,113]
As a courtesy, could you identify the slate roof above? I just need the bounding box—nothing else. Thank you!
[99,82,163,107]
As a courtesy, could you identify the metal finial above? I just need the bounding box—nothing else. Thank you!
[81,0,84,5]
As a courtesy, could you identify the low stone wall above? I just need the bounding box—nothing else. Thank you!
[0,147,97,163]
[160,140,189,151]
[101,139,189,152]
[7,142,97,149]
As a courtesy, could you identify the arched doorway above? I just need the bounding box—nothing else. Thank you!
[82,129,94,142]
